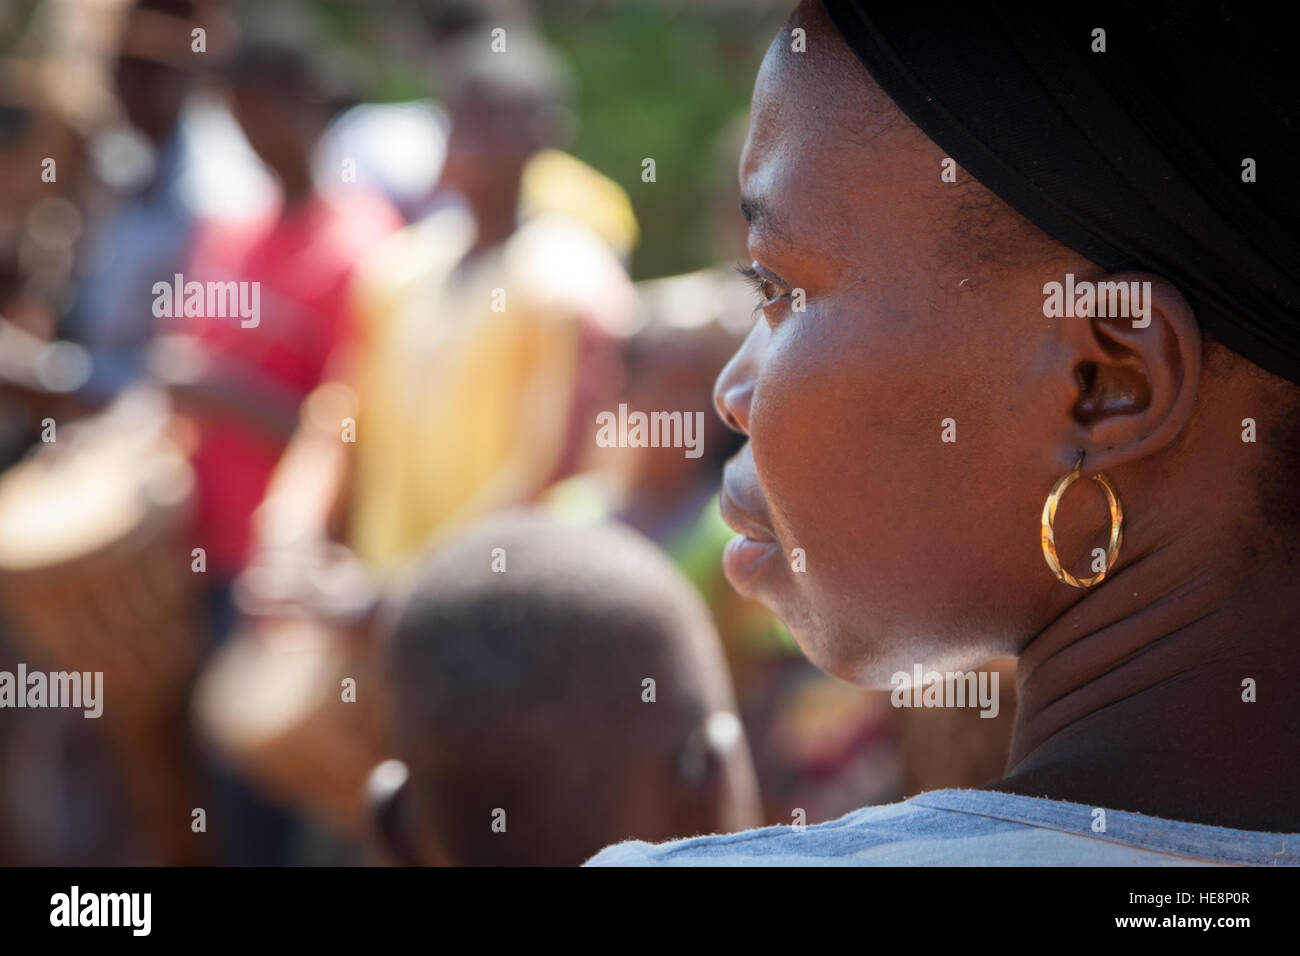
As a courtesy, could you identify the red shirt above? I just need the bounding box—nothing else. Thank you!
[180,191,401,576]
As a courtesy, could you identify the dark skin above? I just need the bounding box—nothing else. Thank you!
[156,76,329,442]
[114,56,188,148]
[367,709,763,866]
[436,84,539,262]
[714,2,1300,831]
[229,79,319,206]
[235,82,571,623]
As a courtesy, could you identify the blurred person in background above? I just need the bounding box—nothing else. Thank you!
[241,29,635,607]
[309,0,548,224]
[0,66,106,866]
[151,35,400,865]
[0,58,92,464]
[0,0,271,867]
[309,0,503,222]
[368,511,762,866]
[158,37,401,607]
[198,26,634,847]
[61,0,272,405]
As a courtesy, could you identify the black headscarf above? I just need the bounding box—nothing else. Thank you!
[822,1,1300,384]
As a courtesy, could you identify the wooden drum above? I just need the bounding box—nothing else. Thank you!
[193,615,392,834]
[0,386,204,862]
[0,386,200,693]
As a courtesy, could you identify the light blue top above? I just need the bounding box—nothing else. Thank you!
[585,788,1298,866]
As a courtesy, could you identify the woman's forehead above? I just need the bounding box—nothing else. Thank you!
[741,40,926,255]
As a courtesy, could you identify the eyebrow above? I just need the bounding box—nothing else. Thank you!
[739,195,791,245]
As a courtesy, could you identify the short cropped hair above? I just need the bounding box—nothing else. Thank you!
[385,510,740,865]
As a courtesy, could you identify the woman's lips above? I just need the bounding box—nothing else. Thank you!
[720,479,782,591]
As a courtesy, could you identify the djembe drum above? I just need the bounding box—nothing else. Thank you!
[0,387,199,687]
[193,613,392,835]
[0,386,204,863]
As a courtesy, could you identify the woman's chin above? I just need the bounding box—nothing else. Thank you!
[764,599,853,676]
[771,605,911,690]
[725,554,909,686]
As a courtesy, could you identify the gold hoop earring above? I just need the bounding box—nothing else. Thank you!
[1040,451,1124,588]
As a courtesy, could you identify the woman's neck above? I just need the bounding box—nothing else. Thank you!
[991,523,1300,832]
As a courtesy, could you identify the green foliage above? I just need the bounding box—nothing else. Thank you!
[541,3,781,279]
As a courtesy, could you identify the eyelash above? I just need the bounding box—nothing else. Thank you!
[735,263,787,315]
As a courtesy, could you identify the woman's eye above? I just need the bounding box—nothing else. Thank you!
[736,262,788,310]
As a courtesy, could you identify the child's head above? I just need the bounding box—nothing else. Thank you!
[371,511,761,866]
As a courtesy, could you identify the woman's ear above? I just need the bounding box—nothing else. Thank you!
[1055,272,1201,474]
[365,759,425,866]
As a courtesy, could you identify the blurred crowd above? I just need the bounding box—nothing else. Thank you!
[0,0,1015,866]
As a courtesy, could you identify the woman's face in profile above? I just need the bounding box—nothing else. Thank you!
[714,19,1093,687]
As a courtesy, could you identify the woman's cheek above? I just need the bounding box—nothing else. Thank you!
[751,317,871,558]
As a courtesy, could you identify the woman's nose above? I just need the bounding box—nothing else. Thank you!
[714,347,756,436]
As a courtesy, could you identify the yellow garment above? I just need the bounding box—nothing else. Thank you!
[346,200,631,572]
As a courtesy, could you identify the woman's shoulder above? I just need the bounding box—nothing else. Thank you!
[584,788,1300,867]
